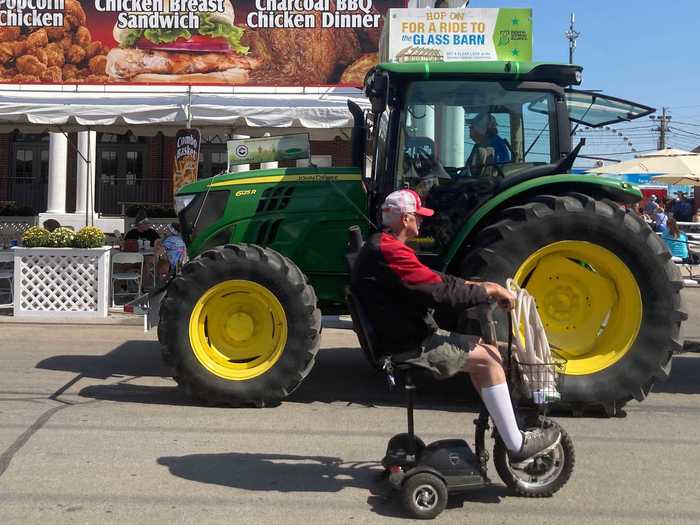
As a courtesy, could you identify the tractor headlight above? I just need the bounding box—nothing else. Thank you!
[175,194,196,213]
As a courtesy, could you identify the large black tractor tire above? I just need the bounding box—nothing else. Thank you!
[461,194,686,409]
[159,244,321,406]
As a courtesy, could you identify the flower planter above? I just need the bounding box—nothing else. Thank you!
[12,246,112,318]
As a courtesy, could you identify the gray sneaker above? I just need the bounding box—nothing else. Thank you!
[508,427,562,465]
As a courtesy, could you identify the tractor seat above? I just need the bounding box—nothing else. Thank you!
[345,225,423,374]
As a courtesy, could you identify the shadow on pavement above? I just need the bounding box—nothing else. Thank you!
[156,451,504,517]
[35,340,198,406]
[651,354,700,395]
[33,340,700,408]
[35,340,481,410]
[36,340,169,380]
[289,347,481,411]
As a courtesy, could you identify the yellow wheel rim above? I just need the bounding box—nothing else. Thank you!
[514,241,642,376]
[189,280,288,381]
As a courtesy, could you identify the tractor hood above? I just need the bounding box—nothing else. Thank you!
[176,166,362,195]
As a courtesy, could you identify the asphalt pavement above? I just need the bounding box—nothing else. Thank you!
[0,290,699,524]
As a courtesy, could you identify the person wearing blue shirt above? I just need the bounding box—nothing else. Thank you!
[653,206,668,233]
[662,218,689,260]
[155,223,187,281]
[465,112,511,177]
[661,217,700,264]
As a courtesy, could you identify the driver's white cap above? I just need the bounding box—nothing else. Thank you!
[382,189,434,217]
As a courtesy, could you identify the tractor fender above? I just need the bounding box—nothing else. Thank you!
[442,174,642,271]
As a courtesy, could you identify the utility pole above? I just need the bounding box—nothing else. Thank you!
[565,12,581,64]
[650,108,671,150]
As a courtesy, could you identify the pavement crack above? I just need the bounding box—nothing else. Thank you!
[0,404,68,478]
[0,372,98,479]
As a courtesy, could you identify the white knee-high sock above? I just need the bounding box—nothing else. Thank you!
[480,383,523,452]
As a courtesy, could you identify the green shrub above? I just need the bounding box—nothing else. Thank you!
[21,226,50,247]
[73,226,105,248]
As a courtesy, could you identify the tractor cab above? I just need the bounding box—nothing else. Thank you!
[357,61,654,258]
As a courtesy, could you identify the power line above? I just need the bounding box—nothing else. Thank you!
[579,148,660,155]
[670,127,700,138]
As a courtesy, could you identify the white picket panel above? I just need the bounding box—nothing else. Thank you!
[12,247,112,318]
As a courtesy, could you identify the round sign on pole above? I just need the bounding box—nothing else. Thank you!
[235,144,249,158]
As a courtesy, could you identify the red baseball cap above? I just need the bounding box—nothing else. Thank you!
[382,189,434,217]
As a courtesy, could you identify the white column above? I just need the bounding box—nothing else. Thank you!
[229,134,250,172]
[75,130,96,215]
[414,105,435,140]
[46,132,67,213]
[260,132,278,170]
[438,106,465,167]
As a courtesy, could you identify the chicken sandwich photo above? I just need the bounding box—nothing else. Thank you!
[106,0,258,83]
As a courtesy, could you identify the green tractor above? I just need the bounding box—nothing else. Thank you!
[154,61,686,412]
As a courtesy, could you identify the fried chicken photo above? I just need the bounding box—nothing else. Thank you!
[339,53,378,87]
[246,3,361,85]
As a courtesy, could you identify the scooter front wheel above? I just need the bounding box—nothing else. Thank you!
[400,472,448,520]
[493,420,575,497]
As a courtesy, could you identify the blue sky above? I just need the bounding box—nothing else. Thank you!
[472,0,700,157]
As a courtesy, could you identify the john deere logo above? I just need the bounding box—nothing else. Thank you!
[235,144,249,158]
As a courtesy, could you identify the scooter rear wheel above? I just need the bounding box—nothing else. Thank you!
[493,420,575,497]
[400,472,448,520]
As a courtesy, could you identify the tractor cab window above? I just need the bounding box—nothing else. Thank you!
[396,81,557,253]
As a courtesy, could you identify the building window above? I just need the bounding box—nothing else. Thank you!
[7,132,50,212]
[198,143,228,179]
[96,132,151,215]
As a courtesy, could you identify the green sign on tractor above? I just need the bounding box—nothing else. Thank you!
[141,10,686,413]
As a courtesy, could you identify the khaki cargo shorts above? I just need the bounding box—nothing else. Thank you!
[394,329,480,380]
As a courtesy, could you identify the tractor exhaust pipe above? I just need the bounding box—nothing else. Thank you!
[347,100,366,169]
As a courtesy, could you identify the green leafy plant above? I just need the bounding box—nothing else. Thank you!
[21,226,50,247]
[73,226,106,248]
[47,227,76,248]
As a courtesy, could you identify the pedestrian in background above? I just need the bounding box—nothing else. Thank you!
[662,218,700,264]
[653,204,668,233]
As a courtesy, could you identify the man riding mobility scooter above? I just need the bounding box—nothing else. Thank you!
[347,220,575,520]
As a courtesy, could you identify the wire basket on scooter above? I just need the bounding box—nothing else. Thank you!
[511,357,567,405]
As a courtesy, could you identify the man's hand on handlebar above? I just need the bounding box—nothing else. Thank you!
[465,280,516,311]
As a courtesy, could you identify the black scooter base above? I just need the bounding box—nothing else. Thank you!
[383,435,487,494]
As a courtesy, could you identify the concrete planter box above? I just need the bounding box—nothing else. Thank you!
[12,246,112,318]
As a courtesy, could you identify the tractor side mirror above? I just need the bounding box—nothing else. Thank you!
[366,71,388,114]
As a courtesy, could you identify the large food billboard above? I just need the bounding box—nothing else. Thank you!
[0,0,406,86]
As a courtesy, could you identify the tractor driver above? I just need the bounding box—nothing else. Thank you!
[351,189,561,464]
[464,112,511,177]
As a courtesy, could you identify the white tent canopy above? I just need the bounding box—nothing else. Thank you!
[0,85,370,139]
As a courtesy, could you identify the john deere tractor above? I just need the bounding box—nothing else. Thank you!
[154,61,686,412]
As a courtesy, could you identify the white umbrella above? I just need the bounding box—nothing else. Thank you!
[588,148,700,176]
[650,174,700,186]
[636,148,696,158]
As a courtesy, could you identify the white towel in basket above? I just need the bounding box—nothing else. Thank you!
[506,279,561,401]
